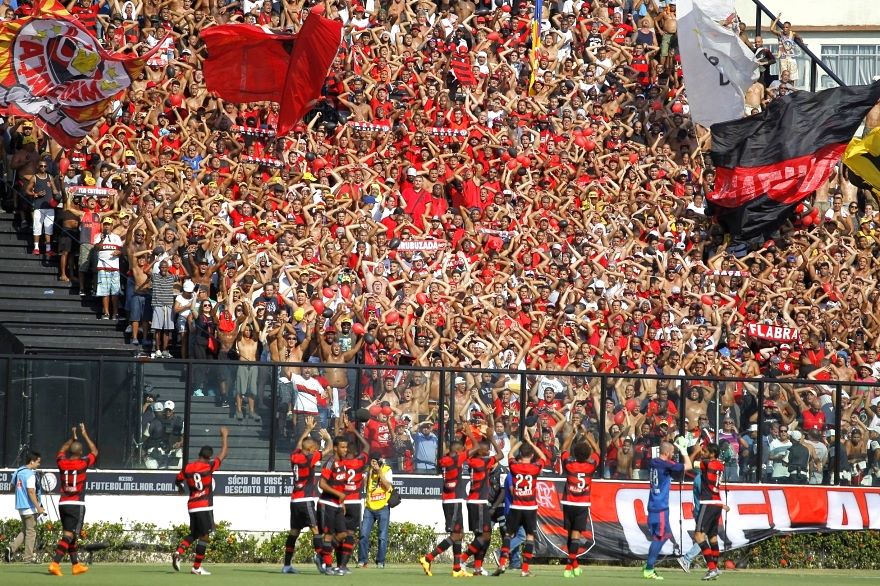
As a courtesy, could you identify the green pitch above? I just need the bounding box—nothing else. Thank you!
[1,564,876,585]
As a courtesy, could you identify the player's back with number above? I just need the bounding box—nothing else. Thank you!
[509,459,544,510]
[648,457,683,512]
[561,451,599,506]
[57,452,96,504]
[699,459,724,504]
[177,458,221,512]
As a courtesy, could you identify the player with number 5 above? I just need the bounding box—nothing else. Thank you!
[49,423,99,576]
[172,426,229,575]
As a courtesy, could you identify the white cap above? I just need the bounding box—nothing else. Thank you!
[152,402,164,412]
[455,377,466,385]
[183,280,196,293]
[407,167,417,176]
[789,430,802,441]
[164,400,175,411]
[872,396,880,407]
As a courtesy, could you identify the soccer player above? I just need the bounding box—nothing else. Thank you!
[494,435,546,577]
[459,435,501,576]
[693,443,729,581]
[643,440,691,580]
[420,439,470,577]
[49,424,98,577]
[283,416,331,574]
[677,466,704,573]
[316,435,350,576]
[172,426,228,576]
[560,432,600,579]
[338,428,369,573]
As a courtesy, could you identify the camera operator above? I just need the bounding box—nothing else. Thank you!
[357,453,394,568]
[143,401,184,469]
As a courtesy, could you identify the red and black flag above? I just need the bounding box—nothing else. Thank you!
[708,81,880,247]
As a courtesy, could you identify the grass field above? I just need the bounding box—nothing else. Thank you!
[2,563,877,585]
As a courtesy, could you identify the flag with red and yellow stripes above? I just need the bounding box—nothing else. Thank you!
[528,0,543,95]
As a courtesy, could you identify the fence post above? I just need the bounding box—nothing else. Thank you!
[833,382,843,486]
[597,374,607,476]
[437,367,446,462]
[95,357,104,442]
[810,60,818,92]
[755,380,765,484]
[755,3,762,36]
[183,361,193,465]
[268,365,278,472]
[519,370,528,442]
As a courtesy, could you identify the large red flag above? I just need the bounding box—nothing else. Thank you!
[201,11,342,135]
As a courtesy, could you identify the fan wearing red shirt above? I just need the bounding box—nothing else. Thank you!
[171,427,228,576]
[282,417,330,574]
[560,434,601,578]
[495,436,547,577]
[48,423,99,577]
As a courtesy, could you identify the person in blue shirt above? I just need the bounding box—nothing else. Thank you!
[644,440,691,580]
[6,451,44,563]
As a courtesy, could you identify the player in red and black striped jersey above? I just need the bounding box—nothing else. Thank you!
[316,435,351,576]
[171,427,228,576]
[419,439,471,576]
[283,416,331,574]
[335,427,369,574]
[693,443,729,581]
[49,424,98,577]
[460,424,502,577]
[560,432,600,578]
[495,435,547,577]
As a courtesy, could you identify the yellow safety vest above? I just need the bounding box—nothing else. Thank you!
[365,465,393,511]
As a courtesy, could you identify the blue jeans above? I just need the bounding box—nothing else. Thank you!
[509,526,526,568]
[358,505,390,565]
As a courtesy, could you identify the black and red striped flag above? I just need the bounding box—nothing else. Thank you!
[709,81,880,208]
[708,81,880,249]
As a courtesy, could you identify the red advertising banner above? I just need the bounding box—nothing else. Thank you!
[534,480,880,559]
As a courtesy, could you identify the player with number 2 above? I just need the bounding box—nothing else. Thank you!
[172,426,229,575]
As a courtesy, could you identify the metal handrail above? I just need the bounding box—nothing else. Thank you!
[751,0,846,91]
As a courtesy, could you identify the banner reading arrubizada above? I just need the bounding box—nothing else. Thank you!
[535,480,880,559]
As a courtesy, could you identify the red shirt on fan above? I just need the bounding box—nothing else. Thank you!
[364,418,394,458]
[57,452,97,504]
[176,457,222,512]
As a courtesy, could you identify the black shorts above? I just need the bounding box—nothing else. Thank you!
[467,502,491,534]
[59,504,85,535]
[290,500,318,531]
[57,228,76,253]
[319,503,346,535]
[505,508,538,536]
[189,510,215,537]
[563,505,591,533]
[343,502,362,532]
[443,501,464,534]
[695,504,723,538]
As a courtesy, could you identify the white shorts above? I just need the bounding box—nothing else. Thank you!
[152,305,174,331]
[95,271,121,296]
[32,208,54,236]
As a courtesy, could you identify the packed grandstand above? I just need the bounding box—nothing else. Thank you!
[2,0,880,487]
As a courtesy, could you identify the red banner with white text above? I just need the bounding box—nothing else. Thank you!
[534,480,880,559]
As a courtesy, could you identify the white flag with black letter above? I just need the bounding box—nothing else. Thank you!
[677,0,758,127]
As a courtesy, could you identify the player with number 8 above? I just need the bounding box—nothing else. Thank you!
[172,427,229,576]
[49,423,99,577]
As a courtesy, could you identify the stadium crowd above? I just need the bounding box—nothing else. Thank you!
[3,0,880,485]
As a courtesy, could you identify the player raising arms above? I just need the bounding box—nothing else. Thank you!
[316,435,350,576]
[420,438,470,577]
[693,443,729,581]
[49,423,99,577]
[338,422,369,573]
[494,434,546,577]
[560,431,600,579]
[643,440,691,580]
[283,416,332,574]
[172,426,229,576]
[459,420,502,576]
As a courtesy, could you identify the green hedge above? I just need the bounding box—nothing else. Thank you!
[0,518,435,564]
[2,517,878,568]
